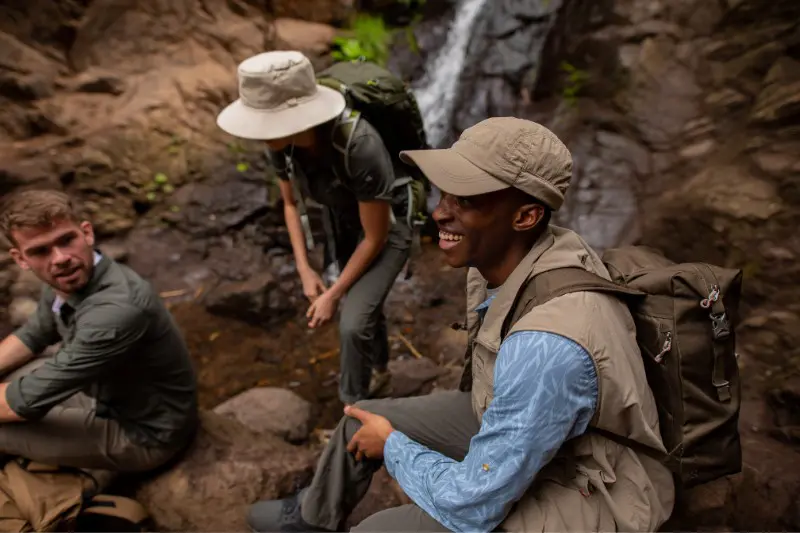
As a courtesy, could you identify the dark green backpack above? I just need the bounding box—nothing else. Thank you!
[505,245,743,488]
[316,59,430,226]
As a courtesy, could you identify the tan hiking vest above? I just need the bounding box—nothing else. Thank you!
[461,226,675,532]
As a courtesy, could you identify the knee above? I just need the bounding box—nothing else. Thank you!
[341,399,380,442]
[338,314,367,344]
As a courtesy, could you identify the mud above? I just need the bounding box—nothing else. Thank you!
[167,243,465,429]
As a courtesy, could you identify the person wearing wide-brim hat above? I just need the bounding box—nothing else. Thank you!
[217,50,412,405]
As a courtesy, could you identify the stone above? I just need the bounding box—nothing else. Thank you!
[135,411,317,532]
[70,69,125,95]
[388,357,443,398]
[8,297,38,326]
[682,166,782,220]
[98,241,129,263]
[679,139,716,158]
[767,375,800,431]
[172,177,272,238]
[433,327,467,366]
[752,150,798,175]
[273,18,337,54]
[213,387,313,443]
[204,272,294,326]
[623,37,702,150]
[751,57,800,125]
[706,88,749,110]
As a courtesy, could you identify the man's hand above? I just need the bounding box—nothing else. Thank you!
[306,289,340,329]
[298,267,326,302]
[345,405,394,461]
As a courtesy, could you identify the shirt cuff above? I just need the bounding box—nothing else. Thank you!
[384,430,412,479]
[4,378,42,420]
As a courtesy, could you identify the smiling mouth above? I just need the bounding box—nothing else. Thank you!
[439,231,463,242]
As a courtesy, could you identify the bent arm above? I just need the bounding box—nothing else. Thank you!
[327,200,391,299]
[3,303,149,422]
[384,331,598,532]
[0,335,35,379]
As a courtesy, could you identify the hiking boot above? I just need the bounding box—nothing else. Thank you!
[367,368,392,399]
[246,490,333,532]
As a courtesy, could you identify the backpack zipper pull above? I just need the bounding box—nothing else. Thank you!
[654,331,672,363]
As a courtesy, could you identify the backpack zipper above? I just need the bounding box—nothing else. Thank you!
[654,331,672,363]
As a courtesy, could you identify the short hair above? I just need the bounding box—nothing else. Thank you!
[0,189,83,246]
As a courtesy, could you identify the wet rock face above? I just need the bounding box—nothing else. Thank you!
[448,0,562,144]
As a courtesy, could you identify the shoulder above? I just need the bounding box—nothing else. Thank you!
[499,330,594,375]
[77,262,155,327]
[345,117,390,161]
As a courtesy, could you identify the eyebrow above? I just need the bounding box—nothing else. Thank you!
[22,230,78,255]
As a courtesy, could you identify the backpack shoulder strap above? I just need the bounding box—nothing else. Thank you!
[502,266,671,466]
[503,266,643,338]
[331,108,360,180]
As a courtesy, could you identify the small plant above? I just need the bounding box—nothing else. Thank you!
[145,172,175,203]
[332,14,392,66]
[560,61,589,107]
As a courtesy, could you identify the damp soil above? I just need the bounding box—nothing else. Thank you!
[167,243,466,430]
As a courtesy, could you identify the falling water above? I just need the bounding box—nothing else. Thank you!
[412,0,490,149]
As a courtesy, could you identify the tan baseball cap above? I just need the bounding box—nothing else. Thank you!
[400,117,572,210]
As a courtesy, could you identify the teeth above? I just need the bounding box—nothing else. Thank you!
[439,231,463,242]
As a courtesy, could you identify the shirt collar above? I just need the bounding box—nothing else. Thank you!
[52,251,103,313]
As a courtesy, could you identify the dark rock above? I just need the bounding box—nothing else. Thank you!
[213,387,313,444]
[204,272,294,326]
[388,357,443,397]
[134,411,317,532]
[172,176,274,237]
[751,56,800,125]
[71,69,126,95]
[767,375,800,432]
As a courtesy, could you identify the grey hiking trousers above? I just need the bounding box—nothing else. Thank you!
[336,221,411,405]
[300,391,481,532]
[0,357,185,482]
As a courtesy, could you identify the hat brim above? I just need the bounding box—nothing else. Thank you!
[400,149,509,197]
[216,85,346,140]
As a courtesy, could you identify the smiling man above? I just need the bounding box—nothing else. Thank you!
[247,117,674,532]
[0,189,198,476]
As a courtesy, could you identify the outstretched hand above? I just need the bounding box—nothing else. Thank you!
[345,405,394,461]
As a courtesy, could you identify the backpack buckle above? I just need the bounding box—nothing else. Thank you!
[710,312,730,340]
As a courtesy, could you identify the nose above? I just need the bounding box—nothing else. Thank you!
[52,247,70,265]
[432,192,454,225]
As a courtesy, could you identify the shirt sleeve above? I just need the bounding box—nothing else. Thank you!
[6,303,150,420]
[384,331,598,533]
[342,124,396,202]
[12,289,61,355]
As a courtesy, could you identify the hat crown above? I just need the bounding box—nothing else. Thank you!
[453,117,573,209]
[237,51,319,111]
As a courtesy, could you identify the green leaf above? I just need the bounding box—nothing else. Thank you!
[146,191,157,202]
[236,162,250,172]
[162,183,175,193]
[154,172,168,184]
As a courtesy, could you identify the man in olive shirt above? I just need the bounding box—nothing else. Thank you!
[0,189,198,472]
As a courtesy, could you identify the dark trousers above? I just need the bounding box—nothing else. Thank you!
[335,222,411,405]
[300,391,480,531]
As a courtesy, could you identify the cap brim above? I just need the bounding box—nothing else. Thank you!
[216,85,346,140]
[400,149,509,196]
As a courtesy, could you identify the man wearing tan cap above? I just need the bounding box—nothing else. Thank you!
[217,51,420,405]
[247,117,674,532]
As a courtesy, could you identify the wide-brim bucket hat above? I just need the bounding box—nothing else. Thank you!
[217,50,346,140]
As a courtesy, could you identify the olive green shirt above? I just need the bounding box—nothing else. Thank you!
[7,253,198,447]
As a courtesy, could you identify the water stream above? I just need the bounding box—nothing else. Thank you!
[411,0,491,150]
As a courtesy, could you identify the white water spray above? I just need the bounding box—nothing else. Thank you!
[412,0,490,149]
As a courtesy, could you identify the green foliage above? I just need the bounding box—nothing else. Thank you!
[333,14,392,66]
[560,61,589,107]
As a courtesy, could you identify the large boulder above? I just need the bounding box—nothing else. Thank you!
[213,387,313,443]
[135,411,318,532]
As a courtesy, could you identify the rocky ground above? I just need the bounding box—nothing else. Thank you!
[2,0,800,530]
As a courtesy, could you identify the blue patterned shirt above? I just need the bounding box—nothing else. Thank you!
[384,295,599,532]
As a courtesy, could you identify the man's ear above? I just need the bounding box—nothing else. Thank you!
[9,248,29,270]
[79,221,95,247]
[513,203,545,232]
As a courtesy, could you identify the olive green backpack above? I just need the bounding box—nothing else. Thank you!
[505,245,743,488]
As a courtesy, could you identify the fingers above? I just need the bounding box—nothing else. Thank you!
[344,405,370,423]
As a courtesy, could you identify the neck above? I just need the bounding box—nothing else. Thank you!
[477,228,547,287]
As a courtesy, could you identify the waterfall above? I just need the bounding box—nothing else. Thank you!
[412,0,490,149]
